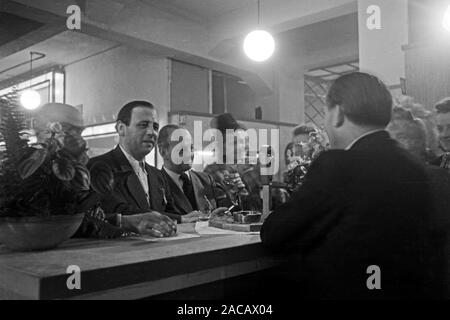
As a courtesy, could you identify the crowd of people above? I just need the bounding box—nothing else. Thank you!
[35,71,450,299]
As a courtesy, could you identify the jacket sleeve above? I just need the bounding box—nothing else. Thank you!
[260,151,350,254]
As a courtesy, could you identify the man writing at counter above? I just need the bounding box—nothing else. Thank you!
[88,101,177,237]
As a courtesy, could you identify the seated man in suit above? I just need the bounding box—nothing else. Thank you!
[261,72,450,299]
[88,101,177,238]
[157,124,228,223]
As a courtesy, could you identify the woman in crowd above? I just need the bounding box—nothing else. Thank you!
[396,95,440,156]
[387,106,435,163]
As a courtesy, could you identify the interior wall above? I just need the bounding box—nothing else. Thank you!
[170,60,209,114]
[225,79,256,120]
[278,72,304,125]
[405,44,450,109]
[170,59,281,122]
[404,0,450,109]
[255,93,279,123]
[357,0,408,86]
[65,46,169,165]
[408,0,450,45]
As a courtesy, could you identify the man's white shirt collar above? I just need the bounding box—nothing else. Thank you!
[119,145,147,172]
[119,145,149,200]
[345,129,385,150]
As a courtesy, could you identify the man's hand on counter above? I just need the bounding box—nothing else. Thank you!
[122,212,177,237]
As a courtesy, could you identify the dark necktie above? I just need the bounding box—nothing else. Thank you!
[180,172,198,210]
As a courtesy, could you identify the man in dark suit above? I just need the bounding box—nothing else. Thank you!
[261,72,450,299]
[157,124,228,222]
[88,101,177,237]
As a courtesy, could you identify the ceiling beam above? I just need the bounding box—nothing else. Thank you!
[0,0,67,59]
[0,24,66,59]
[0,0,65,24]
[208,0,357,51]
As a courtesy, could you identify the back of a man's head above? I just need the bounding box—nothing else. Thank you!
[33,103,84,141]
[326,72,393,128]
[34,103,83,129]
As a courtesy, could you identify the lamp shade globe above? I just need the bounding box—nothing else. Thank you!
[20,89,41,110]
[243,29,275,62]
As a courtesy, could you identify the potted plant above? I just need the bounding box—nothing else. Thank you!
[0,92,90,251]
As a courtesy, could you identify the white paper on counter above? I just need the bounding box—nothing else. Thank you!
[129,232,200,242]
[194,221,260,235]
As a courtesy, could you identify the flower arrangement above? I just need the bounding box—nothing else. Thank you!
[284,128,328,193]
[0,92,90,218]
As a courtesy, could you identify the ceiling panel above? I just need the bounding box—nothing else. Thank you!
[306,70,331,77]
[306,61,359,82]
[141,0,254,21]
[325,64,355,73]
[0,31,118,84]
[0,12,43,46]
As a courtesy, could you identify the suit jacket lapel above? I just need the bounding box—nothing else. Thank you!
[162,169,192,214]
[126,174,150,211]
[112,146,150,211]
[190,171,207,212]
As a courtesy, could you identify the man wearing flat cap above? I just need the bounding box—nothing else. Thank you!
[33,103,88,165]
[33,102,84,140]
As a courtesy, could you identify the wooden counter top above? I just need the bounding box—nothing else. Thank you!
[0,229,280,300]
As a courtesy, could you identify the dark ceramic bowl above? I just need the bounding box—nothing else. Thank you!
[0,213,84,251]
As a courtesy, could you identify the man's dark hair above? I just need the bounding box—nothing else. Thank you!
[326,72,393,127]
[157,124,183,151]
[434,98,450,114]
[292,125,316,137]
[117,100,155,125]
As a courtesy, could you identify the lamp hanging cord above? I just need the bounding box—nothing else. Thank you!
[257,0,261,26]
[28,51,46,89]
[29,52,33,88]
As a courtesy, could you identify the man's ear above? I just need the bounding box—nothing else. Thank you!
[332,105,345,128]
[116,121,126,137]
[159,145,168,159]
